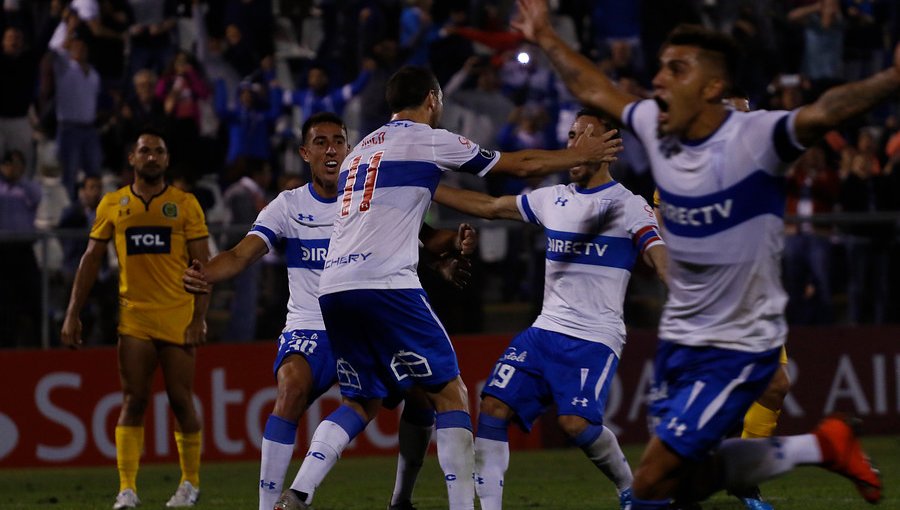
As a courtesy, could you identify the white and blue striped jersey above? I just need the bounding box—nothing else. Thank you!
[623,99,805,352]
[318,120,500,294]
[516,181,662,356]
[246,183,336,331]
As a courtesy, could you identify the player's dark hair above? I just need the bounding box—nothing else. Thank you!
[301,112,348,145]
[385,66,440,113]
[134,127,169,148]
[664,24,739,84]
[576,108,621,140]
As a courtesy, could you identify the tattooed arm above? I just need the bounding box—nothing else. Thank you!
[794,44,900,146]
[512,0,638,119]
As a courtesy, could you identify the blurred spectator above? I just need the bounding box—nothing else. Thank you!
[214,79,282,167]
[223,0,274,58]
[87,0,130,90]
[284,59,373,125]
[783,146,840,324]
[57,174,115,345]
[52,32,102,198]
[788,0,845,82]
[357,38,401,136]
[442,55,515,149]
[101,69,167,171]
[221,160,271,341]
[839,129,892,324]
[399,0,436,66]
[0,149,42,347]
[155,50,210,178]
[591,0,643,77]
[126,0,177,76]
[1,19,55,174]
[842,0,886,81]
[223,23,260,78]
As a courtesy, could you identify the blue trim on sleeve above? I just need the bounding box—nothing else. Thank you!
[250,224,278,247]
[263,415,298,444]
[458,149,498,175]
[520,195,539,224]
[435,410,473,432]
[772,114,804,162]
[625,102,638,132]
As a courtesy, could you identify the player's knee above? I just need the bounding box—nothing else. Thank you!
[479,396,511,420]
[557,415,590,439]
[767,366,791,400]
[121,393,149,418]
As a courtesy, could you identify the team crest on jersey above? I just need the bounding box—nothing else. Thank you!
[119,196,130,206]
[162,202,178,218]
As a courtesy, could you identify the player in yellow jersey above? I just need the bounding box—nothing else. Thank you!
[62,129,211,509]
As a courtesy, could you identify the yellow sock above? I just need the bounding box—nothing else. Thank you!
[115,426,144,492]
[742,401,781,439]
[174,430,202,487]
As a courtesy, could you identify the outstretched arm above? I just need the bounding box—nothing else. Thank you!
[182,234,269,294]
[643,244,668,287]
[512,0,638,120]
[433,185,522,220]
[794,44,900,146]
[491,126,622,177]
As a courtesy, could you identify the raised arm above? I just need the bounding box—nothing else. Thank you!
[793,44,900,147]
[61,239,108,348]
[433,185,522,221]
[491,126,622,178]
[512,0,638,120]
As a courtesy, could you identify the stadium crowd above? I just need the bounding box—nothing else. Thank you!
[1,0,900,348]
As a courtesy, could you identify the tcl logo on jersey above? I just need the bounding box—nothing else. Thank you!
[125,226,172,255]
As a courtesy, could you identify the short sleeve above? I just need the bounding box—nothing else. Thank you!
[515,186,556,225]
[183,194,209,241]
[737,110,806,173]
[247,191,287,251]
[621,99,658,147]
[432,129,500,176]
[89,193,115,241]
[624,194,664,253]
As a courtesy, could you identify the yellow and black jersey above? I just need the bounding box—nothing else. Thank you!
[90,185,208,343]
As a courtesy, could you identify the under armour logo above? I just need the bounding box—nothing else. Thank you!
[667,417,687,437]
[571,397,588,407]
[475,476,485,485]
[297,213,315,221]
[554,197,568,206]
[260,480,276,490]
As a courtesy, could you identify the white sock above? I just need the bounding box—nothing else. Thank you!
[579,426,633,493]
[717,434,823,491]
[390,416,433,506]
[259,415,297,510]
[289,405,366,504]
[474,436,509,510]
[436,412,475,510]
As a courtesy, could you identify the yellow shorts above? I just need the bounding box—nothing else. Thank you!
[779,345,788,365]
[118,303,191,345]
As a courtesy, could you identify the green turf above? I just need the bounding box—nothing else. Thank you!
[1,436,895,509]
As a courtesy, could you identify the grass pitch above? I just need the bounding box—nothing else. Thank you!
[2,437,895,509]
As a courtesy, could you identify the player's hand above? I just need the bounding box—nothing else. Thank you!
[435,253,473,290]
[183,259,211,294]
[184,318,207,346]
[511,0,552,42]
[60,314,83,349]
[455,223,478,256]
[574,125,623,164]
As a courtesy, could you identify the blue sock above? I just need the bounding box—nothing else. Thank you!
[326,404,367,439]
[476,414,509,442]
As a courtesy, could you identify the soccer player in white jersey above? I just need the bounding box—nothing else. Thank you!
[514,0,894,508]
[181,112,476,510]
[432,110,667,510]
[273,66,623,510]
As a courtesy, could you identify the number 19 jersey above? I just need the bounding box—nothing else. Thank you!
[318,120,499,294]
